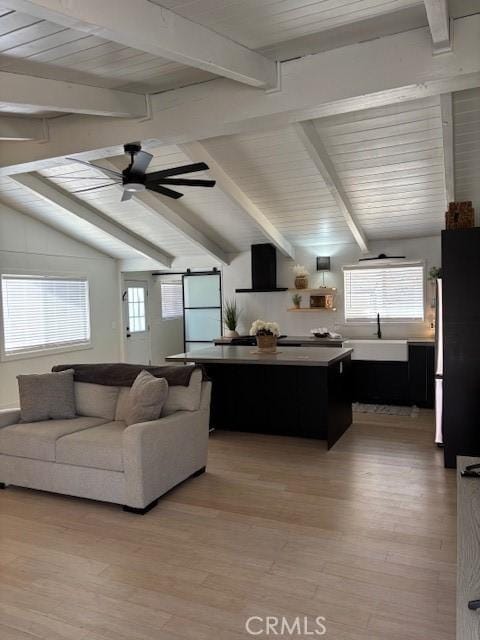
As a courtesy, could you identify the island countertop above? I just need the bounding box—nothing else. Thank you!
[166,345,353,367]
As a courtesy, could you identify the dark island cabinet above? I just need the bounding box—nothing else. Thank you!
[408,344,435,408]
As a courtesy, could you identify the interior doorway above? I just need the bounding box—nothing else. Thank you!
[123,279,151,364]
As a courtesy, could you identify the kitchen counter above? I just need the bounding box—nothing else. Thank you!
[167,346,353,449]
[167,345,352,367]
[214,335,344,347]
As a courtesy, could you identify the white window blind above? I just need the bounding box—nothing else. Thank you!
[160,278,183,319]
[1,275,90,356]
[343,263,424,322]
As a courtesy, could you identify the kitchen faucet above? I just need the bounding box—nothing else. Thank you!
[375,313,382,339]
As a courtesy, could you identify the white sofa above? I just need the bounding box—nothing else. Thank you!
[0,371,211,514]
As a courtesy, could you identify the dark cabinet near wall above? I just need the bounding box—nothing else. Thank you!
[442,228,480,468]
[408,344,435,408]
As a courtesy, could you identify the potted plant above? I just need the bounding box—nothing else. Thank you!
[249,320,280,353]
[292,293,302,309]
[223,297,241,338]
[293,264,309,289]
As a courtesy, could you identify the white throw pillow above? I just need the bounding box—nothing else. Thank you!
[161,368,202,416]
[74,382,120,421]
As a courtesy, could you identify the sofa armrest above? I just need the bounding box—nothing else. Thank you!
[0,408,20,428]
[122,382,211,508]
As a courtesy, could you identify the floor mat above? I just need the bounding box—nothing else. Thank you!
[353,403,419,417]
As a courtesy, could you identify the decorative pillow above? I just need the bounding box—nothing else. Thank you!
[74,382,120,421]
[161,368,202,416]
[124,370,169,427]
[17,369,76,423]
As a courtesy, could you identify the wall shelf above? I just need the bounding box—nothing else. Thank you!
[287,307,337,312]
[287,287,337,293]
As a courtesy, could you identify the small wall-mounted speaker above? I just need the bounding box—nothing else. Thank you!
[316,256,331,271]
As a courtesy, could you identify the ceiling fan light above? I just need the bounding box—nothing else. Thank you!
[124,183,146,192]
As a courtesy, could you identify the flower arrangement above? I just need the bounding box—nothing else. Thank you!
[292,264,309,277]
[292,264,309,289]
[249,320,280,337]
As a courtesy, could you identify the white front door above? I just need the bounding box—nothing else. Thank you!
[123,280,151,364]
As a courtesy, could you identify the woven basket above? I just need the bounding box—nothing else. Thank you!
[446,201,475,230]
[294,275,309,289]
[256,334,277,353]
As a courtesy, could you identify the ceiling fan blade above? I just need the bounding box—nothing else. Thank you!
[121,190,134,202]
[146,162,209,180]
[157,178,216,187]
[130,150,153,175]
[65,157,122,178]
[53,175,122,180]
[148,184,183,199]
[72,183,118,194]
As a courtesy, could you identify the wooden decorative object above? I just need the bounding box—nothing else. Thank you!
[294,275,309,289]
[445,201,475,230]
[310,294,334,309]
[256,335,277,353]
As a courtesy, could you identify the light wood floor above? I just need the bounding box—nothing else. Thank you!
[0,411,456,640]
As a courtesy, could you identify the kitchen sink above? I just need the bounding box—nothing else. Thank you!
[343,339,408,361]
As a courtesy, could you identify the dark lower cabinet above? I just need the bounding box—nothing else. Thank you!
[352,361,409,405]
[408,344,435,408]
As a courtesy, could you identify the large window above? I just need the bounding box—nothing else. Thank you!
[343,262,424,322]
[160,278,183,319]
[1,274,90,357]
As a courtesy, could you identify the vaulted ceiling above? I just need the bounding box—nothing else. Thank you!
[0,0,478,269]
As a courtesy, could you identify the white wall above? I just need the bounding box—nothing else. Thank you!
[0,205,121,408]
[222,236,441,339]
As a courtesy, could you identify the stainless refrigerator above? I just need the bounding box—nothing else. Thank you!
[434,278,443,444]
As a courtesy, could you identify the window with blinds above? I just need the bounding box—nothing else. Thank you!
[343,263,424,322]
[160,278,183,319]
[1,274,91,357]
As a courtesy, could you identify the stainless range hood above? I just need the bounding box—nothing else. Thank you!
[235,243,287,293]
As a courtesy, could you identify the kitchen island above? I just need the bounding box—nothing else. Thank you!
[166,346,353,449]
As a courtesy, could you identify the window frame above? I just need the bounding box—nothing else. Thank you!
[343,260,426,324]
[0,270,92,362]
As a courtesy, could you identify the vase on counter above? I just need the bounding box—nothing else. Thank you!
[256,334,277,353]
[294,275,308,289]
[224,329,240,338]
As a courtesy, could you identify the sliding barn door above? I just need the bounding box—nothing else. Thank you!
[183,272,222,352]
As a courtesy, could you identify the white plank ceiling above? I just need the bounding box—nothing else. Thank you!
[0,92,456,262]
[453,87,480,223]
[313,97,447,239]
[0,0,427,115]
[155,0,423,49]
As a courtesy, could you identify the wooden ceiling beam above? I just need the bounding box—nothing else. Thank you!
[1,14,480,175]
[10,172,173,267]
[0,70,146,117]
[181,141,295,259]
[294,121,369,253]
[2,0,277,89]
[424,0,451,53]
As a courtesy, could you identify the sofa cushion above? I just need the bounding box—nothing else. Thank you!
[56,421,127,471]
[74,382,120,421]
[17,369,76,422]
[124,371,169,426]
[162,368,202,416]
[0,417,107,462]
[114,387,130,422]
